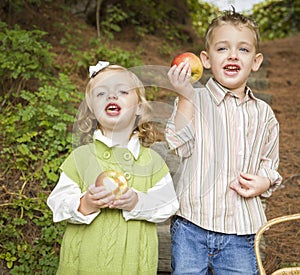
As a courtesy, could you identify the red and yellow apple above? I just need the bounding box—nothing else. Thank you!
[171,52,203,83]
[95,170,128,199]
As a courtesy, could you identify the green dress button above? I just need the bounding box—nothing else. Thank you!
[124,172,131,180]
[103,151,111,159]
[123,152,132,161]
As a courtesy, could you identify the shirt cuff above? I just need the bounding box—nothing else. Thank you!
[122,174,179,223]
[66,193,100,224]
[47,172,101,224]
[258,168,283,198]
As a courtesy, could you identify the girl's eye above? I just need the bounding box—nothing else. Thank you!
[118,90,129,95]
[96,91,106,97]
[217,47,227,52]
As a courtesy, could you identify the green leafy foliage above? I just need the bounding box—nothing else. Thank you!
[1,74,81,185]
[0,22,54,82]
[187,0,220,37]
[0,21,80,273]
[0,0,52,13]
[97,0,193,42]
[124,0,186,40]
[252,0,300,40]
[99,4,130,39]
[0,193,66,274]
[75,38,143,77]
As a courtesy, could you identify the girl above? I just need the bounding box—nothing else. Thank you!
[47,63,179,275]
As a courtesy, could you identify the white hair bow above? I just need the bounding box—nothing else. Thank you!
[89,61,110,78]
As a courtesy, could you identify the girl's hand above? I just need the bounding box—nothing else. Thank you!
[109,187,138,211]
[168,61,194,99]
[78,185,115,215]
[230,172,271,198]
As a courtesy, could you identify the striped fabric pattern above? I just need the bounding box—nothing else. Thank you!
[165,78,282,235]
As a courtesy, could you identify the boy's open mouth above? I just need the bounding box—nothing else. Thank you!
[224,65,240,72]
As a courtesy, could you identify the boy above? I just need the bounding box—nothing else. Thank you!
[166,10,282,274]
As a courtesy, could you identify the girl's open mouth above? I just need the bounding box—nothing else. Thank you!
[105,103,121,116]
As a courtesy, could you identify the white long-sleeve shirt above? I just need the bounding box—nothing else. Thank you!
[47,130,179,224]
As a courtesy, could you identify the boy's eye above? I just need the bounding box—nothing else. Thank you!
[240,48,249,52]
[217,47,227,51]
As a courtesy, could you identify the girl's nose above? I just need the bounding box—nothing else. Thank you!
[107,94,118,100]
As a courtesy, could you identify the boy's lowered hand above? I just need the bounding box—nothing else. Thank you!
[230,172,271,198]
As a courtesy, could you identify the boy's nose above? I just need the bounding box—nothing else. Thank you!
[228,50,238,60]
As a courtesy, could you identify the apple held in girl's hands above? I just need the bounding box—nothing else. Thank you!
[171,52,203,83]
[95,170,128,199]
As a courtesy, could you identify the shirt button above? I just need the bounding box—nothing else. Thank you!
[124,172,131,180]
[123,152,132,161]
[103,151,111,159]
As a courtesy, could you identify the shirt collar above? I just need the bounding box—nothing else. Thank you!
[93,129,140,160]
[206,77,257,105]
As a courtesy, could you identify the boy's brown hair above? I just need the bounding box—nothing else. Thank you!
[205,9,260,52]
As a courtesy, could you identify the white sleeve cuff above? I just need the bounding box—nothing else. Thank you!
[122,173,179,223]
[47,172,100,224]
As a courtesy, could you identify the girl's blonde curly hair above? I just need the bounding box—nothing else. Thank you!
[74,65,156,147]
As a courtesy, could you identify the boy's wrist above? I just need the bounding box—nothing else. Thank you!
[177,87,194,101]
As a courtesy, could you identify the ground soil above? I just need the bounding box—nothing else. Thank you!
[2,2,300,273]
[257,36,300,273]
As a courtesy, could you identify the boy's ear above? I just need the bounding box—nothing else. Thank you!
[252,53,264,72]
[200,51,211,69]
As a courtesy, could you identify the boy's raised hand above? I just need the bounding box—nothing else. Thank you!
[168,61,194,99]
[230,172,271,198]
[168,61,195,131]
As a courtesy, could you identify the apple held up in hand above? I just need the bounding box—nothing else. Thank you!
[171,52,203,83]
[95,170,128,199]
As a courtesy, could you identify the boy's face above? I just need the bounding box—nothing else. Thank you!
[200,23,263,93]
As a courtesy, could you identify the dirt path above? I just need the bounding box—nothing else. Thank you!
[258,35,300,273]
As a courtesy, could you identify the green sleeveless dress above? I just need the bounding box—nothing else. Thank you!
[56,140,169,275]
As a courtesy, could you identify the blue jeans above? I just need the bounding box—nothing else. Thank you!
[170,216,258,275]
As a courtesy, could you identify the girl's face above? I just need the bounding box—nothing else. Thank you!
[88,70,142,137]
[200,23,263,95]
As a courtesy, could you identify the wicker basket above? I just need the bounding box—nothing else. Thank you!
[254,213,300,275]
